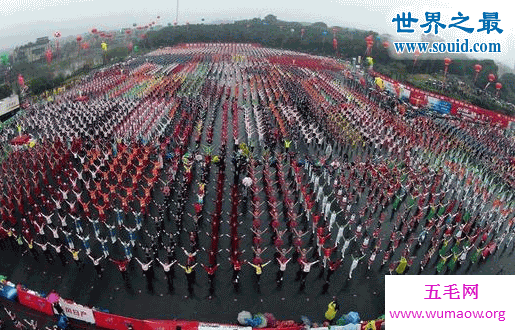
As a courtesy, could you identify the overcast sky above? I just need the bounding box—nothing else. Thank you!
[0,0,513,67]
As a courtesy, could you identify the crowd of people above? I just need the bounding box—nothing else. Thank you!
[1,43,515,323]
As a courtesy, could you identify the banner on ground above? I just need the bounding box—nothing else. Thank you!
[0,95,20,117]
[144,319,200,330]
[58,298,96,324]
[16,285,54,316]
[94,311,146,330]
[427,95,451,114]
[199,323,251,330]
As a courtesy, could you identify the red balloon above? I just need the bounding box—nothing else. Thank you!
[495,82,502,90]
[91,28,97,34]
[488,73,496,82]
[474,64,482,73]
[173,21,177,26]
[332,38,338,50]
[382,41,389,48]
[444,57,451,66]
[76,35,82,42]
[152,21,155,25]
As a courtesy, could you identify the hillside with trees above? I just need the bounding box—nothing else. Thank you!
[1,14,514,116]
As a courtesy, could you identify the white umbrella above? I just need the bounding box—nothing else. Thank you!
[238,311,252,325]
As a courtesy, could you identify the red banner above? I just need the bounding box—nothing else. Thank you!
[16,285,54,316]
[409,89,428,107]
[144,319,199,330]
[93,311,146,330]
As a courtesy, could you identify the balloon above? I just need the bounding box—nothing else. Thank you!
[496,82,502,90]
[444,57,451,66]
[202,18,205,21]
[81,43,89,50]
[382,41,389,48]
[157,16,160,19]
[474,64,482,73]
[133,23,137,27]
[186,21,190,25]
[322,30,328,35]
[174,21,177,26]
[134,45,139,52]
[54,31,61,38]
[92,28,98,34]
[290,28,295,33]
[76,35,82,42]
[140,34,147,39]
[332,38,338,50]
[101,42,108,51]
[125,30,132,35]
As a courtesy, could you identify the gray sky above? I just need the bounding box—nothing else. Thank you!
[1,0,513,67]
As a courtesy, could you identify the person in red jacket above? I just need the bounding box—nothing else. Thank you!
[110,257,131,282]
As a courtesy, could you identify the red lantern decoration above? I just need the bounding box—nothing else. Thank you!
[365,35,374,55]
[496,82,502,97]
[413,49,420,67]
[443,57,451,81]
[18,74,25,88]
[485,73,496,90]
[474,64,482,82]
[45,49,52,64]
